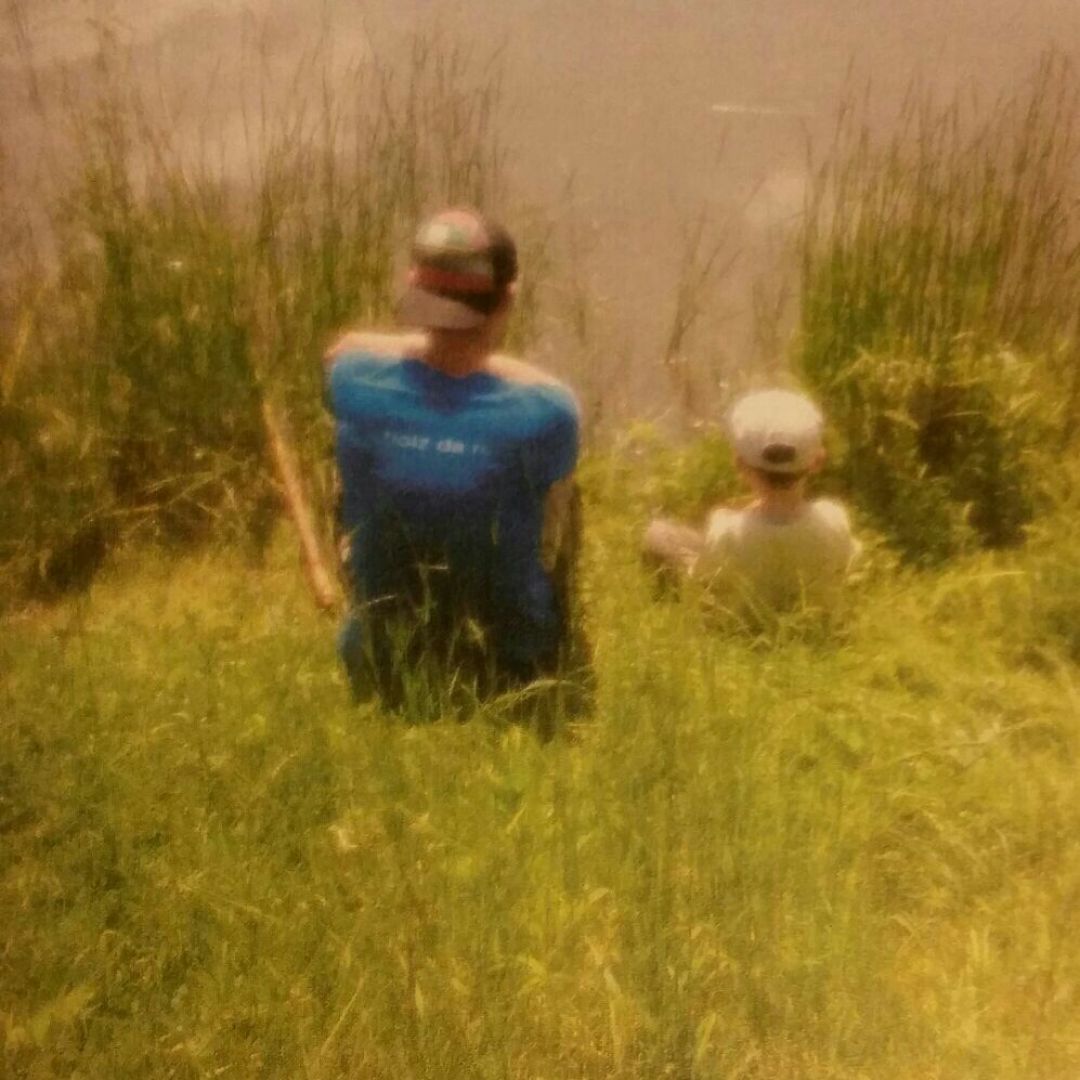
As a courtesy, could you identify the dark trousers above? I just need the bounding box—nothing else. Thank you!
[338,608,592,737]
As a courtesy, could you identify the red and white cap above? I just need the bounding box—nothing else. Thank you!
[398,207,518,331]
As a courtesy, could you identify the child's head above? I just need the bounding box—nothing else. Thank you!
[727,389,825,495]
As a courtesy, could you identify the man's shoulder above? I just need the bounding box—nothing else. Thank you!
[485,353,564,389]
[323,330,427,370]
[486,355,581,439]
[324,332,427,418]
[486,354,580,415]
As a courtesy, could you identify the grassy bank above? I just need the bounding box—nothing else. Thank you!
[4,23,1080,1078]
[3,481,1079,1078]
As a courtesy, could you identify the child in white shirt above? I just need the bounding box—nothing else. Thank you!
[643,389,859,618]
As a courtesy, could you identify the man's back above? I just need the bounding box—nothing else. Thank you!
[327,341,579,683]
[324,208,586,719]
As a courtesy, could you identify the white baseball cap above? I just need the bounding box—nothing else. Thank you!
[728,389,824,474]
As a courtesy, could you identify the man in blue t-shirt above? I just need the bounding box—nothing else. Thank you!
[324,208,586,718]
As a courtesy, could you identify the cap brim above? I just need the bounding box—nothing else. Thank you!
[736,444,819,474]
[755,462,808,475]
[397,286,488,330]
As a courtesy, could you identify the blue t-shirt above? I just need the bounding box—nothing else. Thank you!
[328,352,579,669]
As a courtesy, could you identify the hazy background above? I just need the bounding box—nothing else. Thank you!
[4,0,1079,412]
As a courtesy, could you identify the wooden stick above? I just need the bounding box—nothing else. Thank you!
[260,399,340,611]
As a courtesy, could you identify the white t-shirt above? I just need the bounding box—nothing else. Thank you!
[695,498,859,614]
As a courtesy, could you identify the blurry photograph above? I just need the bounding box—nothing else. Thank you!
[2,2,1078,1076]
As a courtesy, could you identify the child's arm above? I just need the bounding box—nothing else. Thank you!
[692,507,739,581]
[642,518,706,575]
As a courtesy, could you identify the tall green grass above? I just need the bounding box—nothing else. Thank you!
[798,56,1080,562]
[0,26,524,606]
[3,469,1079,1078]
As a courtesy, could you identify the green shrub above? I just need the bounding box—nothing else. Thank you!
[816,346,1054,563]
[799,54,1080,562]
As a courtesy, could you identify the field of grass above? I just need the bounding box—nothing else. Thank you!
[3,473,1080,1078]
[4,20,1080,1078]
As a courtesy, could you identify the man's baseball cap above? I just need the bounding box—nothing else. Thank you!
[397,208,518,331]
[728,389,825,474]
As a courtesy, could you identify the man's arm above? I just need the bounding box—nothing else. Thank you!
[541,476,579,576]
[322,330,428,371]
[542,474,589,677]
[522,368,584,660]
[322,330,427,600]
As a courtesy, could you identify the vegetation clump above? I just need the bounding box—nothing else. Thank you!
[799,57,1080,562]
[1,31,514,606]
